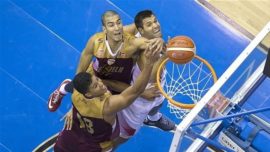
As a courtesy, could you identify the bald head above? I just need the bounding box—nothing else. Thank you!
[102,10,120,26]
[101,10,123,42]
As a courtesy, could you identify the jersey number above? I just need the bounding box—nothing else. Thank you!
[77,113,94,134]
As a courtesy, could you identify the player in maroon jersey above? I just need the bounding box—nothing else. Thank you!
[54,43,161,152]
[48,10,164,111]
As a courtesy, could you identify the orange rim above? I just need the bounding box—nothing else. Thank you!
[156,55,217,109]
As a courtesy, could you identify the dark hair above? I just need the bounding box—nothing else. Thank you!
[72,72,92,95]
[101,10,119,26]
[134,10,154,29]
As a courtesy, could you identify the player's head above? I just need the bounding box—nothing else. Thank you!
[134,10,161,39]
[102,10,123,42]
[73,72,107,98]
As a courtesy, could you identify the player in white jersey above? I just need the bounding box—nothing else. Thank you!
[113,10,176,147]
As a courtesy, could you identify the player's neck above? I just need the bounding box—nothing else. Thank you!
[107,38,121,49]
[106,36,123,57]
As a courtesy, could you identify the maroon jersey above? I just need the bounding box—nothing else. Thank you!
[87,32,137,94]
[54,91,116,152]
[93,57,134,86]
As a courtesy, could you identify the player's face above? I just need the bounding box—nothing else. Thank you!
[88,75,108,97]
[141,15,162,39]
[103,15,123,42]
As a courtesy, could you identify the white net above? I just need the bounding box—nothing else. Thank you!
[167,103,190,119]
[157,56,217,119]
[170,22,270,152]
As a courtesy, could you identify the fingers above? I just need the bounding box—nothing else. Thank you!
[143,46,151,58]
[62,109,73,131]
[63,115,68,130]
[153,47,162,56]
[141,86,161,101]
[67,116,73,130]
[64,114,73,130]
[156,43,163,54]
[149,38,163,51]
[148,86,160,92]
[149,39,159,49]
[147,45,161,61]
[144,38,165,63]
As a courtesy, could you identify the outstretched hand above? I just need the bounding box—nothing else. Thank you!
[144,42,163,65]
[141,84,161,101]
[148,38,164,53]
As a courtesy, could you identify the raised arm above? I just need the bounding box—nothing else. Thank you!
[76,35,95,74]
[139,46,167,100]
[102,79,130,93]
[127,37,165,56]
[149,46,167,81]
[103,47,161,115]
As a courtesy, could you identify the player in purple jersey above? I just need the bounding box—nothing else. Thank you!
[48,10,164,111]
[54,44,161,152]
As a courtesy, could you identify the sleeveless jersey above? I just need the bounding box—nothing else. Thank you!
[60,90,113,151]
[87,32,137,94]
[119,63,165,130]
[118,32,165,130]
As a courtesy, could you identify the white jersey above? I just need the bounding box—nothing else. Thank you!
[135,32,141,38]
[119,63,165,130]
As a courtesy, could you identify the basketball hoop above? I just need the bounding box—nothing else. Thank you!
[156,55,218,119]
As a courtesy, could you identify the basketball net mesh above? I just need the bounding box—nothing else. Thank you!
[167,102,190,120]
[157,56,217,119]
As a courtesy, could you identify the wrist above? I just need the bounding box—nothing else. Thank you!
[144,61,154,67]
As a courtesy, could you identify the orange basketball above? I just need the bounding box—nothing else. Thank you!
[166,36,196,64]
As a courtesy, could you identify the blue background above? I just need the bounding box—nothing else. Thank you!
[1,0,269,151]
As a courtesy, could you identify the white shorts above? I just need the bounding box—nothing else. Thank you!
[117,111,137,139]
[117,63,165,138]
[118,83,165,138]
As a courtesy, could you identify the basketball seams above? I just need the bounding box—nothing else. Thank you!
[170,56,194,61]
[167,48,195,51]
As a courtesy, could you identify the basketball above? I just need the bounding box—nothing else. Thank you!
[166,36,196,64]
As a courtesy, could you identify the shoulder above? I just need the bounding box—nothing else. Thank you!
[72,90,108,118]
[71,90,81,101]
[123,32,135,41]
[92,32,105,43]
[94,32,105,38]
[85,32,105,49]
